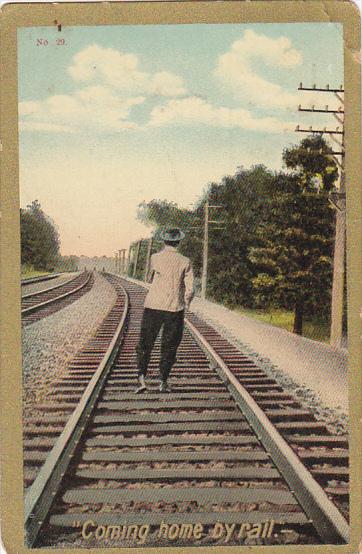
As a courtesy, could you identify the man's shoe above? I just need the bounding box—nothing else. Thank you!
[135,375,147,394]
[159,380,171,393]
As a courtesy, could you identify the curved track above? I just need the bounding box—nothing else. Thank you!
[22,271,93,326]
[21,273,62,286]
[24,274,349,548]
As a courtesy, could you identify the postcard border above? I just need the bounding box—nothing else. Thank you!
[1,2,361,553]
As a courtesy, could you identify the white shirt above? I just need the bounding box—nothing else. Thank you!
[144,245,194,312]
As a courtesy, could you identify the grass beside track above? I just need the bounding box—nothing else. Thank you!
[234,307,330,343]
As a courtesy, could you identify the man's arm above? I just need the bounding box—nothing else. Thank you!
[184,260,195,309]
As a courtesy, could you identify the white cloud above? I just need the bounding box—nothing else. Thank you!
[19,86,144,133]
[148,96,294,133]
[68,44,187,97]
[215,30,303,109]
[19,38,309,135]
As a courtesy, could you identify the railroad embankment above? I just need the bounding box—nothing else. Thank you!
[191,297,348,420]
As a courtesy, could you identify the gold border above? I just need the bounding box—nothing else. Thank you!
[1,2,361,553]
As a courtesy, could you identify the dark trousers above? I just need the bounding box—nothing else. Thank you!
[136,308,184,381]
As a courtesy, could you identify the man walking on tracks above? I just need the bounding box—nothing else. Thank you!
[135,228,194,393]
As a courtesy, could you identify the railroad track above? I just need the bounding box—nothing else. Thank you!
[24,273,349,548]
[21,273,62,286]
[21,271,93,326]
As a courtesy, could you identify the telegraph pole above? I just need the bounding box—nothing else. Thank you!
[201,198,209,299]
[126,246,131,276]
[121,249,126,274]
[296,83,345,348]
[118,250,122,274]
[133,240,141,278]
[118,249,126,274]
[200,194,224,300]
[144,238,153,282]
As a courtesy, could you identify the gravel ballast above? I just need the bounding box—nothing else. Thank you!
[22,272,117,412]
[190,297,348,433]
[21,272,80,297]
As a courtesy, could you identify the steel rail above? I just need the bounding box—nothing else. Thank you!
[122,275,349,544]
[186,318,349,544]
[24,282,130,547]
[21,272,92,315]
[21,272,82,300]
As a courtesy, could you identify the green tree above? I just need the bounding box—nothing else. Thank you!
[282,134,338,193]
[21,200,60,271]
[249,136,338,334]
[203,166,276,307]
[137,144,337,336]
[137,166,278,305]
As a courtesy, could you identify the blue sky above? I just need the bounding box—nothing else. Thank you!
[18,23,343,256]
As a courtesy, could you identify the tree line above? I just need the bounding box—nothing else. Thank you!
[21,200,83,273]
[135,135,338,335]
[20,201,118,274]
[21,200,61,272]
